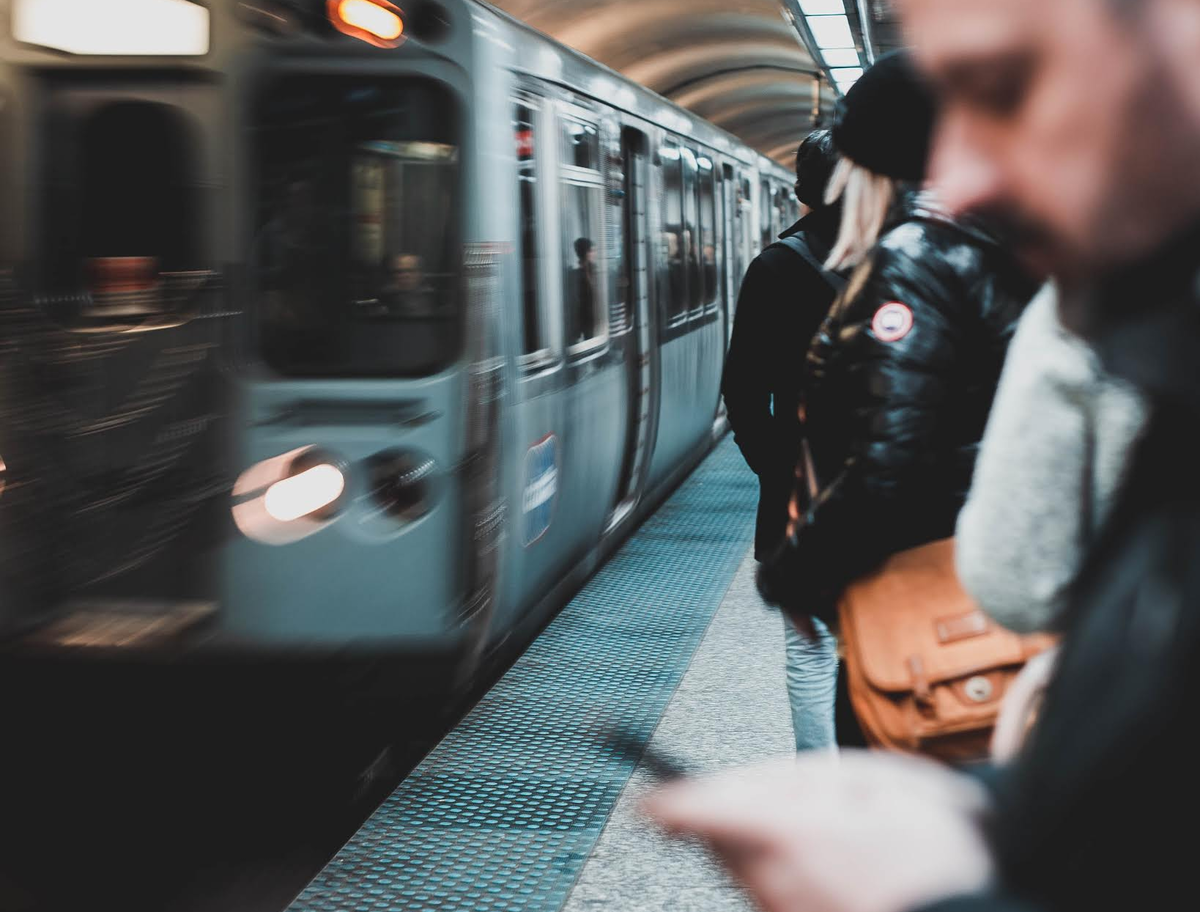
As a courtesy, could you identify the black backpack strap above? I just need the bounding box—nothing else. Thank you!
[775,232,847,296]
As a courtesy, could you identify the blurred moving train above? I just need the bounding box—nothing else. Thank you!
[0,0,799,676]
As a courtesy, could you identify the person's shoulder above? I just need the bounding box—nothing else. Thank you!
[755,237,834,286]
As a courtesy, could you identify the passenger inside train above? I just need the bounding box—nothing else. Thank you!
[3,0,1198,910]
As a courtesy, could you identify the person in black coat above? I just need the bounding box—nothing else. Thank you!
[722,130,846,752]
[722,130,843,561]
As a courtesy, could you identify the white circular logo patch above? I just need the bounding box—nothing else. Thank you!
[871,302,914,342]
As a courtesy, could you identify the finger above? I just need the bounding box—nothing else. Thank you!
[641,786,782,848]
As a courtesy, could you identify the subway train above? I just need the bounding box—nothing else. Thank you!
[0,0,800,679]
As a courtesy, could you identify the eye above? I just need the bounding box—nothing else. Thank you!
[961,56,1035,117]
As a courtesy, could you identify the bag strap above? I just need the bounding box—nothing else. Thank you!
[775,232,847,296]
[775,231,842,507]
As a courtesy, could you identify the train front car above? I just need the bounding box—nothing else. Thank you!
[0,0,502,675]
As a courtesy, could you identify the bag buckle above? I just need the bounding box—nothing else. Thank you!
[908,655,935,714]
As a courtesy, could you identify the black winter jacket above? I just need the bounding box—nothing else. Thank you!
[722,205,843,559]
[917,220,1200,912]
[758,193,1037,616]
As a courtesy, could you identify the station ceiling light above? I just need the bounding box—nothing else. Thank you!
[820,47,861,68]
[805,14,855,50]
[782,0,863,97]
[797,0,845,13]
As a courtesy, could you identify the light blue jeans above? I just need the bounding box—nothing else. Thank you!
[782,615,839,752]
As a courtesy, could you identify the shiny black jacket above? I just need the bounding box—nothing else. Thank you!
[758,194,1037,615]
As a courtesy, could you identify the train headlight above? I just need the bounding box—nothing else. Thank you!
[264,462,345,523]
[232,447,349,545]
[327,0,404,48]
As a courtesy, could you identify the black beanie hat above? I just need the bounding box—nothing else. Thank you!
[794,129,839,210]
[831,50,936,182]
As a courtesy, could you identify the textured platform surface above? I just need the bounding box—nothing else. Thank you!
[289,438,758,912]
[560,548,795,912]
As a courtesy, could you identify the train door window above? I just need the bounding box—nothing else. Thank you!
[658,141,687,325]
[254,77,461,377]
[604,123,630,335]
[514,98,554,367]
[681,147,702,316]
[760,178,773,249]
[775,185,790,235]
[559,113,607,352]
[697,155,718,311]
[735,174,751,286]
[562,118,600,171]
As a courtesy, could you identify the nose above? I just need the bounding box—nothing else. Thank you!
[926,118,1005,219]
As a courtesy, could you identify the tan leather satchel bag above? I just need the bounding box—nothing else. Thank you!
[837,538,1058,764]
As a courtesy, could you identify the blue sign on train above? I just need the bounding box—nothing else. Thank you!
[522,434,559,547]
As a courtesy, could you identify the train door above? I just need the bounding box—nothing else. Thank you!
[502,89,568,627]
[554,98,624,557]
[605,126,657,533]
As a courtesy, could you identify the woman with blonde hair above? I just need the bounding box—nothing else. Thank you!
[757,53,1039,741]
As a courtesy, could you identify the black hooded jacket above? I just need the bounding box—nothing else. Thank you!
[722,204,844,559]
[758,193,1037,615]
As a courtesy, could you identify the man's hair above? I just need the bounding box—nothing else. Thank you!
[574,237,593,260]
[794,129,840,210]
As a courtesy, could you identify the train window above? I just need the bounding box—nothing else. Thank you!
[515,100,552,362]
[760,179,773,249]
[775,186,790,235]
[682,148,702,315]
[558,111,606,351]
[253,77,460,377]
[561,119,600,171]
[561,181,606,349]
[606,129,630,335]
[736,175,752,286]
[698,156,718,308]
[659,142,687,324]
[39,100,203,318]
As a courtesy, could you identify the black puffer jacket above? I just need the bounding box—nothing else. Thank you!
[758,193,1037,617]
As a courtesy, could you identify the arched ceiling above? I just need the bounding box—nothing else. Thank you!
[490,0,840,166]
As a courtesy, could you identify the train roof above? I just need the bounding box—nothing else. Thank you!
[469,0,794,181]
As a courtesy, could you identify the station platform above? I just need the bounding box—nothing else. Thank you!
[289,438,796,912]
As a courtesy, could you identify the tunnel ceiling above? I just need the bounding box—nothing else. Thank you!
[490,0,840,166]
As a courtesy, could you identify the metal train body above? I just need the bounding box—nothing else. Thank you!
[0,0,799,665]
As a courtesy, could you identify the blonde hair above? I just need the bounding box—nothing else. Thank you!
[823,158,897,272]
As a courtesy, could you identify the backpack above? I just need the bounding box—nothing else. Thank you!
[774,232,847,296]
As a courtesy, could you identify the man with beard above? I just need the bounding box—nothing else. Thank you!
[644,1,1200,910]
